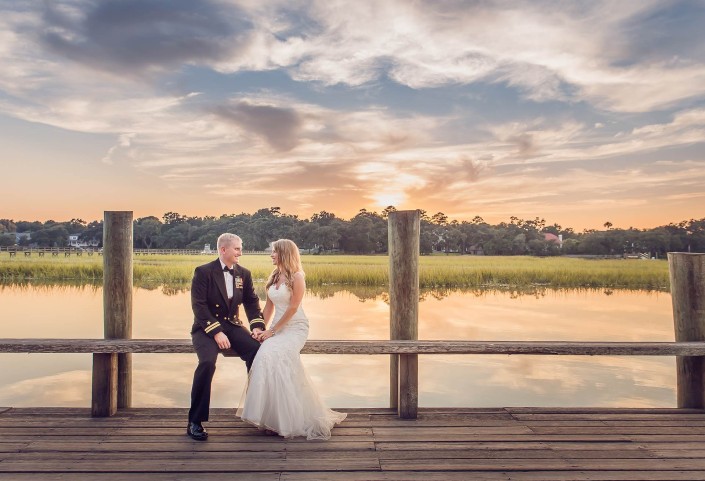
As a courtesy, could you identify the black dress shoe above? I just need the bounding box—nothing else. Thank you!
[187,422,208,441]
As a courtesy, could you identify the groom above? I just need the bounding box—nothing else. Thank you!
[187,233,266,441]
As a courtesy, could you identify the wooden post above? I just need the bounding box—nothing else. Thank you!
[94,211,133,416]
[669,252,705,408]
[389,210,420,419]
[91,353,117,417]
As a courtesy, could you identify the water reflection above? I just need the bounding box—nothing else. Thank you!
[0,282,676,409]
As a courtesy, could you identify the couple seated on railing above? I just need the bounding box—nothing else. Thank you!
[186,233,346,442]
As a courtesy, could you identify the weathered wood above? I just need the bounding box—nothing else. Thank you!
[388,210,420,418]
[91,353,117,417]
[283,473,705,481]
[398,352,418,419]
[6,338,705,355]
[4,407,705,479]
[669,252,705,409]
[103,211,133,411]
[0,475,281,481]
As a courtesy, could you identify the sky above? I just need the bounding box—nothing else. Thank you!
[1,0,704,231]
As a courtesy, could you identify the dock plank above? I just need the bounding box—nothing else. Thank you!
[2,407,705,479]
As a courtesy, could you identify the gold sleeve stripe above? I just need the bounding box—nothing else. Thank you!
[204,322,221,333]
[249,318,264,326]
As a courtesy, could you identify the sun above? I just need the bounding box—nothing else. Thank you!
[373,192,406,208]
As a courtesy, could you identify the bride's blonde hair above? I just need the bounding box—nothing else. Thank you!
[266,239,304,290]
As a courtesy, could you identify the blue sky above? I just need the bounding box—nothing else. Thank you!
[1,0,704,230]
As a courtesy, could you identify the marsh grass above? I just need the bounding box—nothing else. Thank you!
[0,253,670,290]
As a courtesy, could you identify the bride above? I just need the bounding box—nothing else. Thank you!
[238,239,346,439]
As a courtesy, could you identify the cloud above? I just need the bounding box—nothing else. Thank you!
[212,100,303,152]
[226,0,705,111]
[0,0,704,227]
[101,132,136,164]
[38,0,254,76]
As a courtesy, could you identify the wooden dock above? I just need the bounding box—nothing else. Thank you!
[2,407,705,480]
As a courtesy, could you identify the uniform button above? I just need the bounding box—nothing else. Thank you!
[216,314,219,317]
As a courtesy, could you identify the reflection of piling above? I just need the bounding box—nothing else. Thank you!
[388,210,419,419]
[669,252,705,408]
[92,211,133,417]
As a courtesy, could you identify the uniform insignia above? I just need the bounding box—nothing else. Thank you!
[234,276,243,289]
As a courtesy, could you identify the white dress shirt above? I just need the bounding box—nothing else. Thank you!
[219,260,234,299]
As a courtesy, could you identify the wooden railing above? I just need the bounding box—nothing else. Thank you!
[4,338,705,355]
[1,246,101,257]
[4,338,705,418]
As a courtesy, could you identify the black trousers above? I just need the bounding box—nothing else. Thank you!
[188,325,260,424]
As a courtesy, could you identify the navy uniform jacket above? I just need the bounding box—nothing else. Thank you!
[190,258,265,337]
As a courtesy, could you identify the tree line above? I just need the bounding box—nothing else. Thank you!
[1,208,704,257]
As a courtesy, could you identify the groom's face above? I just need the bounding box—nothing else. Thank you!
[220,240,243,267]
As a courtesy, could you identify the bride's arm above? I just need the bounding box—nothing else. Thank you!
[263,295,274,324]
[263,272,305,339]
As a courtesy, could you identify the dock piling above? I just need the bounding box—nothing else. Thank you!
[669,252,705,408]
[92,211,133,416]
[388,210,420,419]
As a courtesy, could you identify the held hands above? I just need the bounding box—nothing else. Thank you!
[251,328,263,341]
[252,328,276,342]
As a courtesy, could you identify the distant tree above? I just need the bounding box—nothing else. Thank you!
[431,212,448,226]
[15,221,42,233]
[79,220,103,247]
[32,224,69,247]
[444,226,464,254]
[316,225,341,251]
[419,230,434,255]
[5,211,704,255]
[158,222,191,248]
[0,219,17,233]
[339,210,386,253]
[381,205,397,219]
[162,212,186,225]
[0,234,14,246]
[310,211,337,225]
[134,217,162,249]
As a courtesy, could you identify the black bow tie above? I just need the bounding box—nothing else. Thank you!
[223,266,235,276]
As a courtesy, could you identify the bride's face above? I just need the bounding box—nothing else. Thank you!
[270,250,279,265]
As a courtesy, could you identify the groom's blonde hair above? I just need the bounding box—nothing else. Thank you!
[217,233,242,250]
[266,239,304,290]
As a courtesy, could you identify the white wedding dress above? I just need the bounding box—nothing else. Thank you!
[238,283,347,439]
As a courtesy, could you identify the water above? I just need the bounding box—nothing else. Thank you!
[0,284,675,409]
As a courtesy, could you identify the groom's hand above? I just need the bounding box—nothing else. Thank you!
[251,328,264,342]
[214,332,231,350]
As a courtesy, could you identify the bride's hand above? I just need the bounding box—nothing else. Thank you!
[259,329,276,341]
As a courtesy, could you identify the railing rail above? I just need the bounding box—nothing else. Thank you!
[5,337,705,417]
[4,338,705,356]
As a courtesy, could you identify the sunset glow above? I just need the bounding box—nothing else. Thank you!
[1,1,704,229]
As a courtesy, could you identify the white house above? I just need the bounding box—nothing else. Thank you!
[15,232,31,244]
[68,234,100,248]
